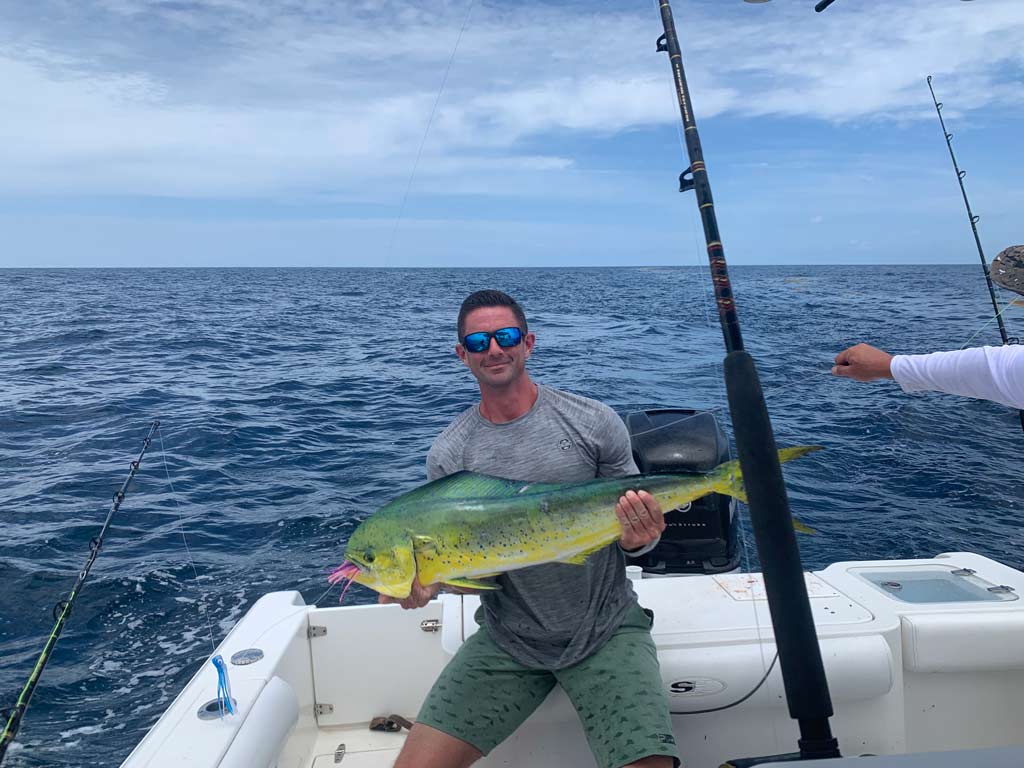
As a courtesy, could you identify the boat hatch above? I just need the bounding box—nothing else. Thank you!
[855,566,1018,604]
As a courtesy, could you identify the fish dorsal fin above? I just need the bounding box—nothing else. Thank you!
[396,471,548,504]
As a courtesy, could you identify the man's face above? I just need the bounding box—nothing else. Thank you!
[456,306,535,389]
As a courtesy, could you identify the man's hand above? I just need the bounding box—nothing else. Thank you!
[832,343,895,382]
[378,576,440,610]
[616,490,666,551]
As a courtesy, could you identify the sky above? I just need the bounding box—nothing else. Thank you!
[1,0,1022,267]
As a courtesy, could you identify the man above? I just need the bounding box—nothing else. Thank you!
[381,290,679,768]
[832,246,1024,409]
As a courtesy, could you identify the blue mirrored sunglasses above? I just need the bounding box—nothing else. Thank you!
[461,326,523,354]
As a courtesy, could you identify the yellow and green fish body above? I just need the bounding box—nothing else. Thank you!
[331,446,819,599]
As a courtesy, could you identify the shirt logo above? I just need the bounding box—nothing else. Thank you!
[558,438,573,451]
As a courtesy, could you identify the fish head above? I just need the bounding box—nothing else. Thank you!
[339,518,417,598]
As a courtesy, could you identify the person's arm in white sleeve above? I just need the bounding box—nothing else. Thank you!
[833,342,1024,409]
[890,345,1024,409]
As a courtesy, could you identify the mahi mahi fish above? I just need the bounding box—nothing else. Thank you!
[330,446,820,599]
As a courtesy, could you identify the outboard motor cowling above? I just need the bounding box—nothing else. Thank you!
[625,408,740,575]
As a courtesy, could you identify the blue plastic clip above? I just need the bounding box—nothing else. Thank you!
[211,655,235,717]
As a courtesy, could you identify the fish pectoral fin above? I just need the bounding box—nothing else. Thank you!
[412,535,437,552]
[558,542,609,566]
[443,577,502,591]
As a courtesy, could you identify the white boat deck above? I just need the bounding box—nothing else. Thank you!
[306,727,404,768]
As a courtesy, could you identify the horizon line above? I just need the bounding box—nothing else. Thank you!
[0,262,990,270]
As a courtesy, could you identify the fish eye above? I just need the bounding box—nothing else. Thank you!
[364,551,375,564]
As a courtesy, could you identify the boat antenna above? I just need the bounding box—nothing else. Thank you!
[655,2,841,763]
[926,76,1011,346]
[0,421,159,764]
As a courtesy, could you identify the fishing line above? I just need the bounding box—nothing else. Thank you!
[152,424,343,712]
[0,421,159,764]
[158,418,362,659]
[959,295,1021,351]
[156,425,218,656]
[385,0,476,261]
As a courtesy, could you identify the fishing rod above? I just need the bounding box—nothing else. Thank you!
[926,77,1024,432]
[926,76,1010,346]
[656,2,841,764]
[0,421,159,764]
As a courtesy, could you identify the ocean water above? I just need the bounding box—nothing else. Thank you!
[0,265,1021,766]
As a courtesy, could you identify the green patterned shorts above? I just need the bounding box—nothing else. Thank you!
[416,603,680,768]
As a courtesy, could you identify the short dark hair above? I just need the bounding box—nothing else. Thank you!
[457,290,528,339]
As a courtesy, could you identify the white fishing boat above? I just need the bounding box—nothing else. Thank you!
[120,555,1024,767]
[120,410,1024,768]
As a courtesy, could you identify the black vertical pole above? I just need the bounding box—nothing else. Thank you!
[926,75,1009,345]
[656,1,841,761]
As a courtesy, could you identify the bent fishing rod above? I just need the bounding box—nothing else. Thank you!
[656,1,840,763]
[0,421,159,764]
[927,76,1023,432]
[926,76,1010,346]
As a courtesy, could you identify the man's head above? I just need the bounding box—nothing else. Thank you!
[455,290,535,389]
[457,290,528,339]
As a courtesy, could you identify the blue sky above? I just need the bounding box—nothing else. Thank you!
[1,0,1022,267]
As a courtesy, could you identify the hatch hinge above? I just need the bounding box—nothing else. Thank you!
[308,625,327,639]
[316,703,335,716]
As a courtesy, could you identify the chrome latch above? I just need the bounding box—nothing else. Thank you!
[420,619,441,633]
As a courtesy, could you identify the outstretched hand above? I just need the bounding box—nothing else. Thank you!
[832,343,894,382]
[616,490,666,551]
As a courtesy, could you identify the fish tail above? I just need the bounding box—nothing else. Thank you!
[708,445,823,506]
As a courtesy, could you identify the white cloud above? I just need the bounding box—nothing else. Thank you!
[0,0,1021,198]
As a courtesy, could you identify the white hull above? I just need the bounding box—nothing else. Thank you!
[121,552,1024,767]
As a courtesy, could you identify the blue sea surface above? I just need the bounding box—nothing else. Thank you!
[0,265,1021,766]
